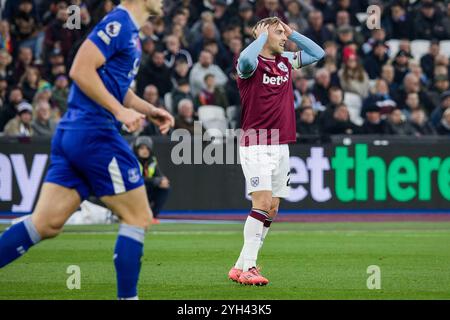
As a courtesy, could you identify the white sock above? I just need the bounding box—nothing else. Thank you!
[259,226,270,250]
[241,215,265,271]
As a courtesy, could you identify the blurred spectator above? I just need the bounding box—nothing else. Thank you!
[434,54,450,80]
[363,41,389,80]
[403,92,422,118]
[189,50,227,97]
[409,60,429,89]
[188,11,218,46]
[323,103,359,135]
[171,78,194,115]
[0,49,13,83]
[133,136,170,223]
[312,68,331,107]
[225,70,241,109]
[362,79,396,117]
[51,74,69,115]
[413,1,449,40]
[319,86,345,128]
[213,0,232,31]
[196,74,228,109]
[395,73,435,114]
[136,49,172,98]
[360,104,390,134]
[386,108,416,135]
[174,98,195,135]
[256,0,288,23]
[32,100,55,136]
[4,100,33,136]
[0,20,12,53]
[304,10,333,47]
[409,108,436,136]
[312,0,334,25]
[429,74,450,107]
[163,34,193,69]
[285,0,310,33]
[381,64,397,93]
[19,66,41,102]
[338,47,370,98]
[0,86,23,131]
[420,40,441,80]
[9,0,44,60]
[171,56,190,87]
[142,84,164,110]
[436,108,450,136]
[385,1,414,40]
[44,0,82,64]
[335,24,357,49]
[293,71,322,111]
[362,28,386,56]
[223,37,242,75]
[331,0,360,26]
[392,50,412,85]
[430,90,450,127]
[190,21,221,59]
[0,75,7,104]
[238,2,257,45]
[13,46,33,84]
[296,106,321,137]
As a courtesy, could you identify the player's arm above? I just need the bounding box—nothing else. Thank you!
[123,89,174,135]
[69,39,144,131]
[280,21,325,68]
[237,23,269,79]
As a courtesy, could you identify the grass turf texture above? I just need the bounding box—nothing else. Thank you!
[0,221,449,300]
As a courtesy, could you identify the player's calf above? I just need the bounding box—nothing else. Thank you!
[0,216,41,268]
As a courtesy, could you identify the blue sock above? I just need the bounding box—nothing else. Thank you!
[0,216,41,268]
[114,224,145,299]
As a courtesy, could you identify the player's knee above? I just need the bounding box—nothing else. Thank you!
[253,199,272,213]
[142,213,153,230]
[37,222,63,239]
[269,208,278,219]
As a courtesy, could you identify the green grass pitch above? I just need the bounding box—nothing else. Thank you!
[0,221,450,300]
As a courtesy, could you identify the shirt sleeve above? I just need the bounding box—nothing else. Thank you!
[87,14,129,60]
[285,31,325,68]
[236,32,268,79]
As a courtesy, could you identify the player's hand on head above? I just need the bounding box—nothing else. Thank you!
[254,23,269,39]
[279,20,293,37]
[117,108,145,133]
[148,108,175,135]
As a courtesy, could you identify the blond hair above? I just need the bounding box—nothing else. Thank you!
[252,17,282,39]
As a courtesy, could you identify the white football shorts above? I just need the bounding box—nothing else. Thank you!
[239,144,291,198]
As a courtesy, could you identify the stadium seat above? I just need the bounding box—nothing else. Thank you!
[386,39,400,59]
[164,92,173,114]
[198,105,228,139]
[440,40,450,56]
[226,106,239,129]
[344,92,364,126]
[411,40,430,61]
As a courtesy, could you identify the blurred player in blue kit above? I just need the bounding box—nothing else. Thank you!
[0,0,174,300]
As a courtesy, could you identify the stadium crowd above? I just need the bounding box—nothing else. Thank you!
[0,0,450,139]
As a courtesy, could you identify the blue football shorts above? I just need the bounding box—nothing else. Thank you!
[45,128,144,200]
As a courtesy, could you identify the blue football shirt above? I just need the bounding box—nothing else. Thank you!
[59,5,142,131]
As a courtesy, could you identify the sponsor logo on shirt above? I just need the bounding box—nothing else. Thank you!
[262,73,289,85]
[106,21,121,37]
